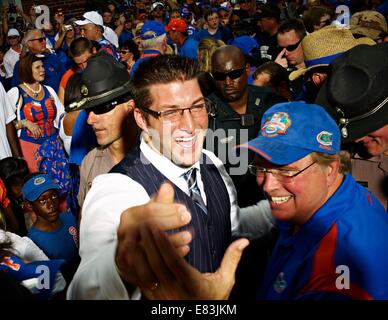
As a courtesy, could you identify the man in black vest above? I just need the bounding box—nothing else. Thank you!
[68,55,274,300]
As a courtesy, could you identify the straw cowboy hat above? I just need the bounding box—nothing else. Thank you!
[350,10,388,41]
[289,25,375,81]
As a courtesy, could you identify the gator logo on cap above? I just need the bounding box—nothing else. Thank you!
[261,112,291,137]
[33,177,46,185]
[317,131,333,150]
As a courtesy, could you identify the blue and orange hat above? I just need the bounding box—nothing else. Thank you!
[237,102,341,165]
[22,174,60,202]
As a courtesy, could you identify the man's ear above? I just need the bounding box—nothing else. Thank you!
[245,63,251,76]
[124,99,136,113]
[134,107,148,133]
[325,159,340,187]
[24,201,33,212]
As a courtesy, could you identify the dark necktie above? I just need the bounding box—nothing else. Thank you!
[183,168,207,214]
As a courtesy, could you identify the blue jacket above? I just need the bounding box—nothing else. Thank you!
[258,174,388,300]
[12,52,66,92]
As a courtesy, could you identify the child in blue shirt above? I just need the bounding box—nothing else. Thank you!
[22,173,80,283]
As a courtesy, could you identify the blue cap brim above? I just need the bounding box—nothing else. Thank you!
[25,183,60,202]
[237,137,313,165]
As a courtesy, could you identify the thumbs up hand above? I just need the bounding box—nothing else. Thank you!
[115,182,192,292]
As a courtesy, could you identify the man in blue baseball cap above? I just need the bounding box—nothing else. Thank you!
[129,20,167,76]
[238,101,388,300]
[128,101,388,300]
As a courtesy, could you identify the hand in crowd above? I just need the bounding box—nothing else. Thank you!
[115,183,193,292]
[118,14,126,26]
[275,48,288,69]
[139,222,249,300]
[24,120,42,140]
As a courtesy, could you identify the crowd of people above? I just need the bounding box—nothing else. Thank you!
[0,0,387,300]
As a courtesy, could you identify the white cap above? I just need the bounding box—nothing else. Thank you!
[75,11,104,27]
[7,28,20,37]
[151,2,165,11]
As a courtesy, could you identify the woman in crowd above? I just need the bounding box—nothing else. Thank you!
[6,54,64,172]
[119,39,140,74]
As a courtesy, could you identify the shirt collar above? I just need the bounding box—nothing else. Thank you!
[139,137,201,182]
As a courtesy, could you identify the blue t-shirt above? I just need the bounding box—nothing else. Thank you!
[28,213,80,281]
[194,25,233,43]
[179,37,199,60]
[12,52,66,92]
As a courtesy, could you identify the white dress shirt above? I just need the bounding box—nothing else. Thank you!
[67,138,274,300]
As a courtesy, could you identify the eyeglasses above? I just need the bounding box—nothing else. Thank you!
[248,162,316,183]
[139,99,212,122]
[219,13,229,19]
[211,67,245,81]
[279,38,303,52]
[8,36,19,39]
[29,37,46,43]
[319,18,331,26]
[86,94,132,115]
[120,49,130,54]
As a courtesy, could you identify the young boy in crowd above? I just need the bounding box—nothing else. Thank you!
[22,173,80,282]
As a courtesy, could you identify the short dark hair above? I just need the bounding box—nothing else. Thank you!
[132,55,200,111]
[253,61,289,88]
[302,6,332,33]
[278,18,307,40]
[121,39,140,61]
[18,53,44,84]
[0,157,29,192]
[204,9,218,22]
[64,73,83,110]
[69,37,94,58]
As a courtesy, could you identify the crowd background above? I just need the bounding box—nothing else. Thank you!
[0,0,387,300]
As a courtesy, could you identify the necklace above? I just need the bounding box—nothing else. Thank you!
[23,82,41,98]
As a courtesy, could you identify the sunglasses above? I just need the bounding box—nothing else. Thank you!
[8,36,19,39]
[120,49,130,54]
[85,94,132,115]
[279,38,302,52]
[30,37,46,43]
[211,67,245,81]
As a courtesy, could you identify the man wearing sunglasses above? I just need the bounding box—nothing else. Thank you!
[11,29,65,92]
[68,54,138,209]
[68,55,274,299]
[208,45,285,208]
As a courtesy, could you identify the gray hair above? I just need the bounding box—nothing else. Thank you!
[21,29,43,46]
[141,33,167,50]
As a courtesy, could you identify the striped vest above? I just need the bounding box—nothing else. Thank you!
[110,147,231,272]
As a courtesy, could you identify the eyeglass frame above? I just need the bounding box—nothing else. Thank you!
[29,36,46,43]
[248,161,317,182]
[138,98,214,121]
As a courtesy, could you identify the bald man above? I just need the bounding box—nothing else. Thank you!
[206,45,285,207]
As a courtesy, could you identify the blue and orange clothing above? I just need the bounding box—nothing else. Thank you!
[130,49,161,77]
[258,174,388,300]
[19,86,58,145]
[97,36,120,61]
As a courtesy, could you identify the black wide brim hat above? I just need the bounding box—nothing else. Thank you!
[69,53,132,112]
[315,43,388,143]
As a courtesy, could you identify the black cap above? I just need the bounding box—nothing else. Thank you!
[254,3,281,21]
[69,53,132,112]
[315,43,388,143]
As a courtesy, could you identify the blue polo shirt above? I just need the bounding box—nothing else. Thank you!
[258,174,388,300]
[12,52,66,92]
[179,37,198,60]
